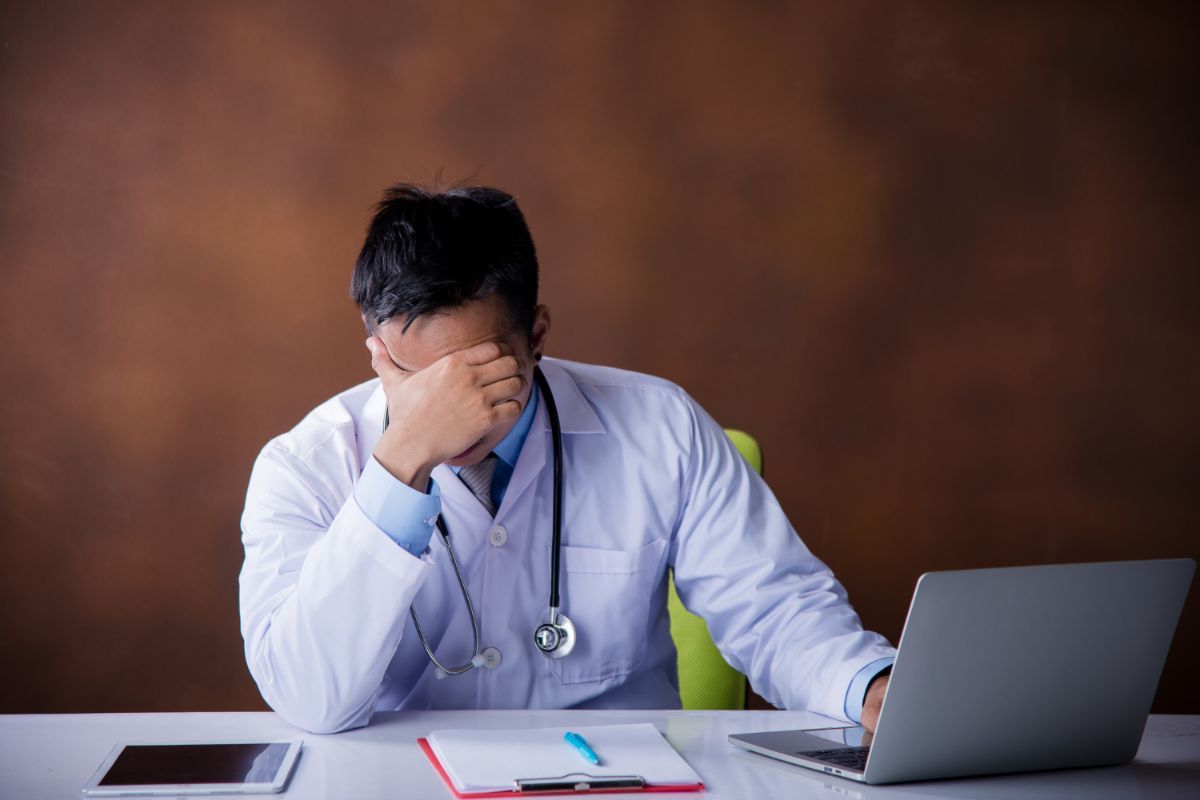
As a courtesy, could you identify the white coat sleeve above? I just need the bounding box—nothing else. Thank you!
[667,394,895,720]
[238,436,434,733]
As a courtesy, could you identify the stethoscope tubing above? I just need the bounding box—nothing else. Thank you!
[390,363,567,675]
[409,517,482,676]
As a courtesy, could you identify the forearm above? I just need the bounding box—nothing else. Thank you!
[718,568,895,719]
[670,397,895,719]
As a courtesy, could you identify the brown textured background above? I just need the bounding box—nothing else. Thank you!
[1,1,1197,714]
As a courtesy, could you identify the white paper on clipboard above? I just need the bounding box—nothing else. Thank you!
[424,723,702,794]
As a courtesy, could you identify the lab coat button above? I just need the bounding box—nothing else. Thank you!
[489,525,508,547]
[481,647,502,669]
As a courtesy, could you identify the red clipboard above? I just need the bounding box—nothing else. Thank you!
[418,738,705,797]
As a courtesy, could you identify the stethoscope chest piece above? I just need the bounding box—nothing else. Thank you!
[534,609,577,659]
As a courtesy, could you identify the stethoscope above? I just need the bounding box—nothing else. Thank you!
[384,365,576,676]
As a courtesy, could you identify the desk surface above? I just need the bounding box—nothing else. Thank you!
[2,710,1198,799]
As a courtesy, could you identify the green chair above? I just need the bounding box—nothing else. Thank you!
[667,429,763,710]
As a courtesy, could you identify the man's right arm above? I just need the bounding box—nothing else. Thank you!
[239,437,435,734]
[238,339,528,733]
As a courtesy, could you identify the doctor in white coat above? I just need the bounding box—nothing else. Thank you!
[239,184,895,735]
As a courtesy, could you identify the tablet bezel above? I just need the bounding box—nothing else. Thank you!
[80,739,302,797]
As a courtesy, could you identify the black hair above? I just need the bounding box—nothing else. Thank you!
[350,183,539,337]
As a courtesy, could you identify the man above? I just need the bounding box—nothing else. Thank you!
[239,184,895,734]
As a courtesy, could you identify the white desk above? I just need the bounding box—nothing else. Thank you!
[2,710,1197,799]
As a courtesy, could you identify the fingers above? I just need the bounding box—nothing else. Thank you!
[370,337,524,399]
[490,397,523,426]
[482,375,526,406]
[474,353,524,388]
[458,340,512,366]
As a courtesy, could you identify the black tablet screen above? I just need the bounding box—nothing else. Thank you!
[99,743,289,786]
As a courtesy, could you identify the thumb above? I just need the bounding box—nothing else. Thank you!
[366,337,404,382]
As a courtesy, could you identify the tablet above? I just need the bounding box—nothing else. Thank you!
[81,740,302,796]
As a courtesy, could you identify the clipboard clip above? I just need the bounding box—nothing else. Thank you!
[514,773,646,793]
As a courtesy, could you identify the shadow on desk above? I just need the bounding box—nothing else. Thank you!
[1132,763,1200,800]
[728,749,1200,800]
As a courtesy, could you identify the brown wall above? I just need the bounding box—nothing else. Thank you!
[1,1,1197,714]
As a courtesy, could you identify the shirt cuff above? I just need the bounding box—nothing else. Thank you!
[353,457,441,556]
[844,657,895,723]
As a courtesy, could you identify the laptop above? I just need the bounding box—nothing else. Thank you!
[729,558,1194,784]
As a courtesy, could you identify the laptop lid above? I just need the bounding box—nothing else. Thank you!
[731,558,1194,785]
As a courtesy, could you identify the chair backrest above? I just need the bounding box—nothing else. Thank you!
[666,428,762,710]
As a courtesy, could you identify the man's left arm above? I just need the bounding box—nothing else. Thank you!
[667,392,896,726]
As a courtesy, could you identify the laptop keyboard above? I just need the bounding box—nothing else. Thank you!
[797,747,870,771]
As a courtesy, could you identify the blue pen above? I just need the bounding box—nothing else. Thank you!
[564,731,601,766]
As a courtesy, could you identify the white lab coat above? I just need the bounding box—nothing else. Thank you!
[239,358,894,733]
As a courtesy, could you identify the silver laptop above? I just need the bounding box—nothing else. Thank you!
[729,558,1194,784]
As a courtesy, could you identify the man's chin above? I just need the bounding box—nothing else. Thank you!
[446,439,489,466]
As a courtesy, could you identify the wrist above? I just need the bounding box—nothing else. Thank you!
[865,667,892,698]
[373,440,437,491]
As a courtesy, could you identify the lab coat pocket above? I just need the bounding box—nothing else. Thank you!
[546,539,668,684]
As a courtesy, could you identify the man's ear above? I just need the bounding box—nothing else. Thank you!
[530,305,551,361]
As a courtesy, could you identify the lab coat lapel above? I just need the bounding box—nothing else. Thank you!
[537,359,605,436]
[433,464,495,529]
[499,358,605,514]
[497,397,547,516]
